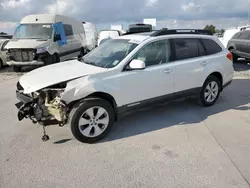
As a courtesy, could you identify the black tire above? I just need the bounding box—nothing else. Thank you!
[232,54,238,62]
[69,98,115,143]
[12,66,21,72]
[229,48,238,62]
[78,48,86,59]
[44,54,58,66]
[0,59,3,69]
[200,75,221,106]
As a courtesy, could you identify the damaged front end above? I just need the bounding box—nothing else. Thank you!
[16,81,69,129]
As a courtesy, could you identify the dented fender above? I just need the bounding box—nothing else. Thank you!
[61,75,119,104]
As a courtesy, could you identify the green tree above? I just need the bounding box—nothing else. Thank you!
[204,25,216,34]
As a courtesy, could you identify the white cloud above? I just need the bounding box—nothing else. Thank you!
[181,2,203,12]
[0,0,250,34]
[0,21,17,29]
[146,0,158,7]
[1,0,30,9]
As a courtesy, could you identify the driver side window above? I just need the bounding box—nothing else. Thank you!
[132,39,172,67]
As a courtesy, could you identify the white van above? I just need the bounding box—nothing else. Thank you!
[82,22,98,51]
[97,30,122,46]
[5,14,88,72]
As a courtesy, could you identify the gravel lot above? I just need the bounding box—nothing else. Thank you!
[0,62,250,188]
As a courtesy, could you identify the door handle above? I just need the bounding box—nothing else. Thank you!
[163,69,173,74]
[201,61,207,66]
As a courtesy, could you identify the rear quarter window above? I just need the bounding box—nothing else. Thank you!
[232,32,241,39]
[201,39,222,55]
[238,30,250,40]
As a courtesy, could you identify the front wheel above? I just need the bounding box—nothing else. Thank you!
[70,98,115,143]
[200,75,221,106]
[44,54,59,66]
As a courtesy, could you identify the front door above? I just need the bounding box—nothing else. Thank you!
[115,39,176,109]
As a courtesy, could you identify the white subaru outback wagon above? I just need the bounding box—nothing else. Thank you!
[15,29,234,143]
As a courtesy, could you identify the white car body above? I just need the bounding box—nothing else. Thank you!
[15,30,234,143]
[82,22,98,51]
[5,14,87,68]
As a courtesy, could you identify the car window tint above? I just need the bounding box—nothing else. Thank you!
[232,32,241,39]
[202,39,222,55]
[133,40,172,67]
[197,40,206,56]
[238,30,250,40]
[174,38,200,60]
[63,24,73,36]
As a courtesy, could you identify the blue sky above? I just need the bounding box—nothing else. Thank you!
[1,0,250,34]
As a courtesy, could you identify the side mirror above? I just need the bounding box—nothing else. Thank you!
[54,34,61,41]
[128,59,146,70]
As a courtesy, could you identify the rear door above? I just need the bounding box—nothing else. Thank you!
[235,30,250,56]
[173,38,208,93]
[240,30,250,57]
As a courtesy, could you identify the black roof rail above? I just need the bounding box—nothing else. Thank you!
[150,28,213,36]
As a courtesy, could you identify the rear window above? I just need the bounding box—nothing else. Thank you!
[238,30,250,40]
[201,39,222,55]
[173,38,205,60]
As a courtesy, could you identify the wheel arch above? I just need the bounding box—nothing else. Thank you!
[68,91,118,121]
[205,72,223,91]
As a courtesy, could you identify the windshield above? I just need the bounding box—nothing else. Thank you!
[13,24,53,40]
[81,39,138,68]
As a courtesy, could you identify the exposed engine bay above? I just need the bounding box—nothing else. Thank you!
[16,82,69,127]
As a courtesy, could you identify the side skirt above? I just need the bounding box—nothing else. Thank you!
[116,87,202,119]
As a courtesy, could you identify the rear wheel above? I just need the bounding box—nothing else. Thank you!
[78,48,86,59]
[0,59,3,69]
[70,98,115,143]
[200,75,221,106]
[229,48,238,62]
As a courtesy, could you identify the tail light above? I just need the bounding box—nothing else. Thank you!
[227,52,233,61]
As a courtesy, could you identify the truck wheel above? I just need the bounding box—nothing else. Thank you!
[13,66,21,72]
[200,75,221,106]
[44,54,58,66]
[70,98,115,143]
[78,48,87,59]
[0,59,3,69]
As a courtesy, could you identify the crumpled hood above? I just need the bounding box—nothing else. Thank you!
[5,39,48,49]
[19,59,107,94]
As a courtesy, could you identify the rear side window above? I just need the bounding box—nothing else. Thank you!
[238,30,250,40]
[173,38,204,60]
[201,39,222,55]
[63,24,73,36]
[232,32,241,39]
